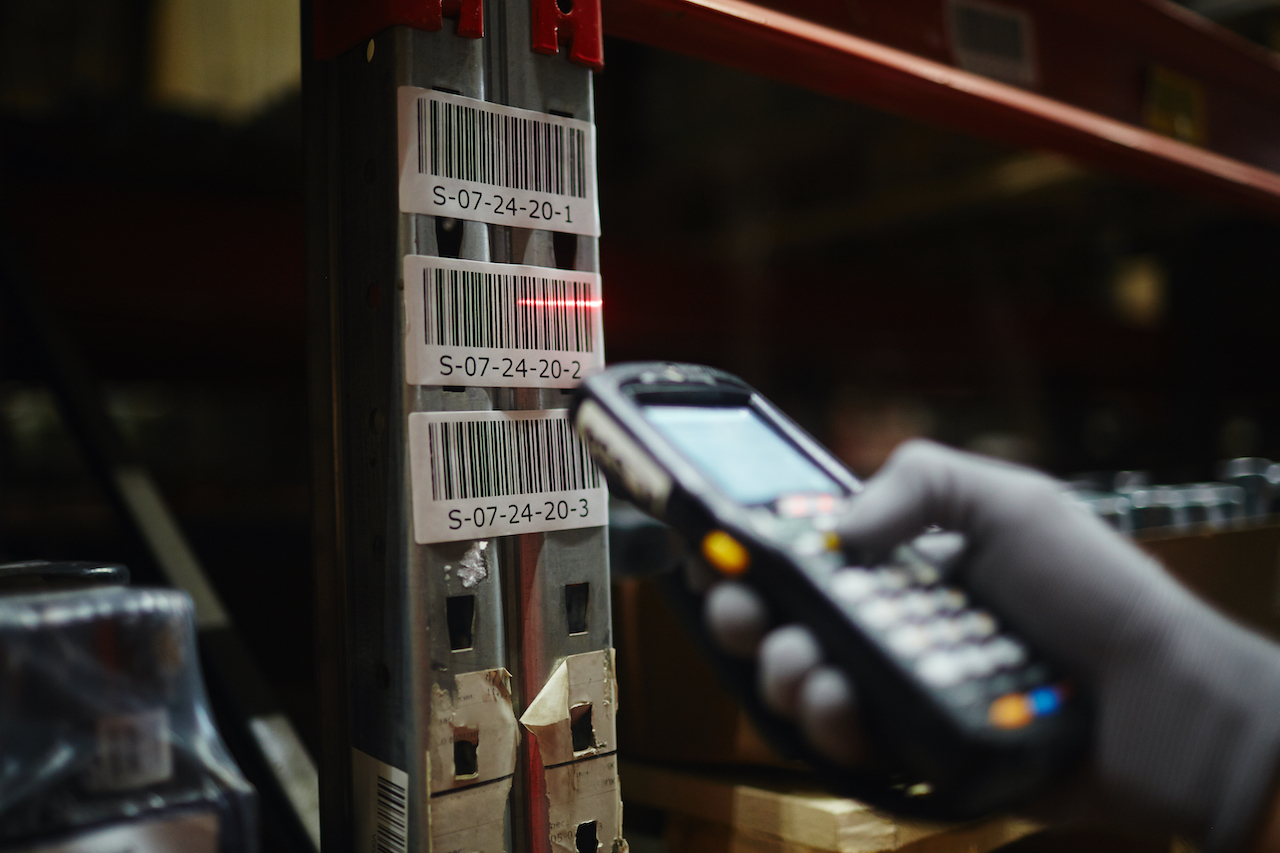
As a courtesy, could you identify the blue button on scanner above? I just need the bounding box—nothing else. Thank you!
[1028,686,1061,716]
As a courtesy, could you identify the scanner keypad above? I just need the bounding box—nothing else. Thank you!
[830,563,1035,695]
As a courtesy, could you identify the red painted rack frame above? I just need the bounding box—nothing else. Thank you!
[601,0,1280,217]
[312,0,1280,213]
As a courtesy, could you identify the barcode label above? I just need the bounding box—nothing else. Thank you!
[83,708,172,792]
[374,775,409,853]
[399,87,599,237]
[353,749,410,853]
[403,255,604,389]
[409,409,607,543]
[947,0,1036,86]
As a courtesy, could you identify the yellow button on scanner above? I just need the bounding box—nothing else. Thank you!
[988,693,1034,730]
[702,530,751,576]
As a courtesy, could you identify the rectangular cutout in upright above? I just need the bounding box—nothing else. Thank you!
[453,728,479,779]
[575,820,598,853]
[570,703,593,752]
[446,595,476,651]
[564,583,589,635]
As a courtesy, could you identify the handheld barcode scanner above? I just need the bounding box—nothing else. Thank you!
[572,362,1087,820]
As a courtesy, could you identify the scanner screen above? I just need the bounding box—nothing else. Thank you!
[642,406,846,505]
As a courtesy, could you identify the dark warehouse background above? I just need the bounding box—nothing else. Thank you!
[1,0,1280,773]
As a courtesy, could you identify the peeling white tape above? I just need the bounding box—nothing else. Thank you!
[520,649,617,767]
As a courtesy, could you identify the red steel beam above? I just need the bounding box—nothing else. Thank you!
[602,0,1280,219]
[742,0,1280,174]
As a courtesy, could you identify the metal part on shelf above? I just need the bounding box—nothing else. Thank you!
[1067,459,1275,535]
[1220,457,1280,518]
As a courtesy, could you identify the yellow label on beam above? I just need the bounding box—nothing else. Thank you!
[1144,65,1207,146]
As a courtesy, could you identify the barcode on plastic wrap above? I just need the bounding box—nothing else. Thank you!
[409,409,607,543]
[402,255,604,389]
[84,708,173,792]
[947,0,1036,86]
[398,87,599,237]
[374,774,409,853]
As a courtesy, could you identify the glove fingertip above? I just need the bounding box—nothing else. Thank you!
[705,581,769,659]
[798,666,865,767]
[758,625,822,719]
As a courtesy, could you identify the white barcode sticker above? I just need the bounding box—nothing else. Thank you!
[399,87,599,237]
[403,255,604,389]
[409,409,607,544]
[353,749,410,853]
[83,707,172,792]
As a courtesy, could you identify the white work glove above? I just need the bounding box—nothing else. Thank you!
[704,439,1280,852]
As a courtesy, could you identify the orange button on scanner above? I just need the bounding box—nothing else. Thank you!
[702,530,750,575]
[988,693,1034,730]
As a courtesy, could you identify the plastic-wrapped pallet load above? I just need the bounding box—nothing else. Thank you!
[0,586,256,852]
[1065,461,1274,535]
[1221,457,1280,519]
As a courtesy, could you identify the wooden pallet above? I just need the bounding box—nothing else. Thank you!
[620,761,1042,853]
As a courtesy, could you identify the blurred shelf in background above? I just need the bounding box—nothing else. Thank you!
[2,4,1280,849]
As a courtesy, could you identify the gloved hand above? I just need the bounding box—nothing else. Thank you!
[704,439,1280,852]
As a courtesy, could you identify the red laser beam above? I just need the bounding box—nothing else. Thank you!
[515,298,603,308]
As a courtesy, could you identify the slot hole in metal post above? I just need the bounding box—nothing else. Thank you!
[435,217,464,258]
[574,820,597,853]
[552,231,578,270]
[446,595,475,651]
[570,703,593,752]
[564,583,589,635]
[453,729,479,779]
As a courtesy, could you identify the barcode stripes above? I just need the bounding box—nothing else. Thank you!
[418,96,587,198]
[424,268,597,352]
[374,776,408,853]
[428,415,602,501]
